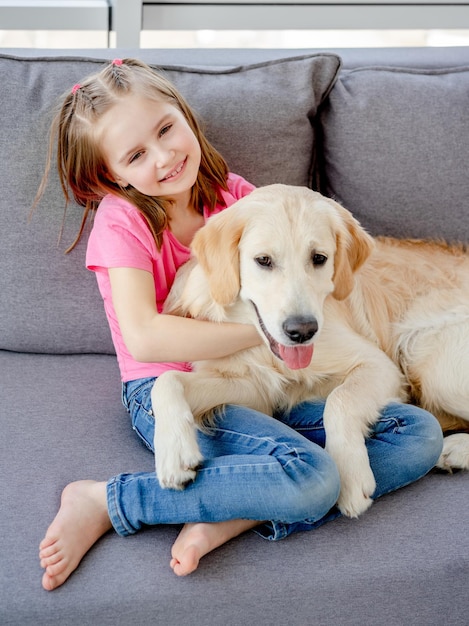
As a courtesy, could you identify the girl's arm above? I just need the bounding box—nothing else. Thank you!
[109,266,262,363]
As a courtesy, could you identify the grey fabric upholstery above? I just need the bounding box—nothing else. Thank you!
[320,64,469,240]
[1,48,468,626]
[0,51,339,354]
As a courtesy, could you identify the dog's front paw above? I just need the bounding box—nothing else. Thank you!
[154,417,204,490]
[436,433,469,472]
[156,461,199,490]
[337,466,376,518]
[328,444,376,518]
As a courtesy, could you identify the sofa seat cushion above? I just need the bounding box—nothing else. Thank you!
[2,349,469,625]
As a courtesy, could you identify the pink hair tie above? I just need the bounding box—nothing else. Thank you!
[71,83,81,94]
[112,58,123,66]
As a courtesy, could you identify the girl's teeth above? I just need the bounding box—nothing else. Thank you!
[166,162,183,179]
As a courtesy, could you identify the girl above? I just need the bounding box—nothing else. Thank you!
[37,58,443,591]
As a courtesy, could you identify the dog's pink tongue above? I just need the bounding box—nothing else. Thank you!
[278,344,314,369]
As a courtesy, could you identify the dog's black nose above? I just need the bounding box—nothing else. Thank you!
[282,316,318,344]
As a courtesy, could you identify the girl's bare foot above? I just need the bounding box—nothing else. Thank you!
[39,480,111,591]
[170,518,259,576]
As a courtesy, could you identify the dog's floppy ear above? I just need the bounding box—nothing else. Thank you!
[191,205,247,306]
[329,199,375,300]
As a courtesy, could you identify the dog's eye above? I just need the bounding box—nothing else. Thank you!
[312,253,327,266]
[255,255,273,268]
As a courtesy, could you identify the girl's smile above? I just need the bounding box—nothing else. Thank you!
[97,95,201,203]
[159,157,187,183]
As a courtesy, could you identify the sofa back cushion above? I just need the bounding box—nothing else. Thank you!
[0,51,340,354]
[319,65,469,242]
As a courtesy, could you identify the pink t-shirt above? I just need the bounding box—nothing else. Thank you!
[86,173,255,382]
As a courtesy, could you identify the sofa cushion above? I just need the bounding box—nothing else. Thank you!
[2,351,469,625]
[0,51,340,354]
[320,65,469,242]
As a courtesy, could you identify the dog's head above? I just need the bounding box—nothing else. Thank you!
[190,184,374,369]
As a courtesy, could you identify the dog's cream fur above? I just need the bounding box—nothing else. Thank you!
[151,184,469,518]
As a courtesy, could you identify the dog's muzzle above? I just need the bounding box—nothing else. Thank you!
[251,302,316,370]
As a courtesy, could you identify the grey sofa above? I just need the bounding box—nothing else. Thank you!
[1,46,469,626]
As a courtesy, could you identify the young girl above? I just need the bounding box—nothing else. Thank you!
[37,58,443,591]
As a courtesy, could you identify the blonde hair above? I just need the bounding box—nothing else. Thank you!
[35,58,229,251]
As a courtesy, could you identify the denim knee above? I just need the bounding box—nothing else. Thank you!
[369,402,444,500]
[383,402,443,468]
[279,447,340,524]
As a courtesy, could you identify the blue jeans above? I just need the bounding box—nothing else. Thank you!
[107,377,443,540]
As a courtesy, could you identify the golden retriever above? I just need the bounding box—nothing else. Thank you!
[151,184,469,518]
